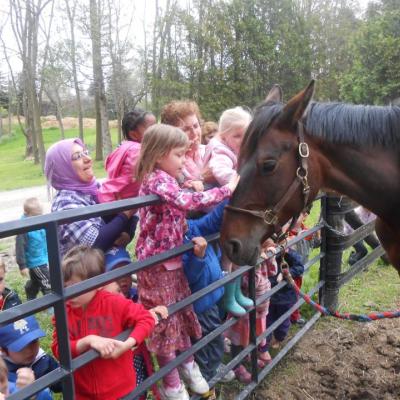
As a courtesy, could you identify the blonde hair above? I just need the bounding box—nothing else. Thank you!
[161,100,202,127]
[218,107,252,138]
[136,124,188,182]
[23,197,43,217]
[0,257,5,273]
[62,245,104,283]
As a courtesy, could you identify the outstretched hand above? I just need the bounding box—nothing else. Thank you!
[192,236,207,258]
[226,173,240,193]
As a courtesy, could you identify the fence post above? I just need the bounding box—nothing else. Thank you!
[320,194,351,310]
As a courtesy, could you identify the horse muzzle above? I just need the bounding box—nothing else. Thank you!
[223,238,260,266]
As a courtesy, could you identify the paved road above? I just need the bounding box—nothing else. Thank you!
[0,185,51,224]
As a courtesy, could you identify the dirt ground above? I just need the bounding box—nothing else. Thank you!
[254,318,400,400]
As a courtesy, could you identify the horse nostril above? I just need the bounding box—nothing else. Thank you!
[227,239,242,257]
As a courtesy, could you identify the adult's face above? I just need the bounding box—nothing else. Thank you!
[178,113,202,154]
[71,143,94,183]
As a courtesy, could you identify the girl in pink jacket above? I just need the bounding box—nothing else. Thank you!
[98,108,156,203]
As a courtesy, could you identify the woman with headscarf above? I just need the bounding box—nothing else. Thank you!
[44,138,135,256]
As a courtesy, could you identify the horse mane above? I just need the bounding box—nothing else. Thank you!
[306,102,400,147]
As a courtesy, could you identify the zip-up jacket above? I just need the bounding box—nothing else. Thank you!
[0,287,22,310]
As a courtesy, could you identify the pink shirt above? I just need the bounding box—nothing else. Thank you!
[203,137,237,185]
[136,169,231,270]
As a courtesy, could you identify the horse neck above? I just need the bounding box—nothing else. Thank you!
[307,134,399,218]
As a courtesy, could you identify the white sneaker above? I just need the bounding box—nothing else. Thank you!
[159,383,190,400]
[180,362,210,394]
[216,364,235,383]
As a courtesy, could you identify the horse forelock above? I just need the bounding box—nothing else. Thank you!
[239,102,283,165]
[306,102,400,148]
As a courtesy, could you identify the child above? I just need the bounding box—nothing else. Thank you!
[135,124,239,400]
[0,315,61,398]
[266,247,305,350]
[104,247,167,400]
[202,106,251,187]
[51,245,155,400]
[225,239,276,383]
[98,108,156,203]
[182,200,235,393]
[202,107,252,316]
[15,198,51,301]
[0,257,22,311]
[201,121,218,145]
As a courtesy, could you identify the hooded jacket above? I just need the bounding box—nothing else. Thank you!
[0,287,22,311]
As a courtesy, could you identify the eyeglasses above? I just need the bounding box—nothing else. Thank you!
[71,149,90,161]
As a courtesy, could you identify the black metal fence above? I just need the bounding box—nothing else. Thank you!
[0,192,384,400]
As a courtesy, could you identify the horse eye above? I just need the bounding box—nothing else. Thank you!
[260,160,276,174]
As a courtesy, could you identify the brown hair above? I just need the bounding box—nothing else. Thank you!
[160,100,202,127]
[62,245,104,283]
[23,197,43,217]
[0,356,7,386]
[0,257,5,273]
[136,124,188,182]
[202,121,218,144]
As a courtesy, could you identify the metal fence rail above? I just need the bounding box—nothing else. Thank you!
[0,192,382,399]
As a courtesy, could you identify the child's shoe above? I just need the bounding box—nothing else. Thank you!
[234,365,252,384]
[234,277,254,309]
[257,350,272,368]
[159,383,189,400]
[180,361,210,395]
[223,281,246,316]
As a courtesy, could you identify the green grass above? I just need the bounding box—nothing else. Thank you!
[0,125,119,190]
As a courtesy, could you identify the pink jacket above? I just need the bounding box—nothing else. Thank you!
[203,137,237,186]
[136,169,231,270]
[98,141,141,203]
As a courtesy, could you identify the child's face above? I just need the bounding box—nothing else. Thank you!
[178,114,202,152]
[3,340,39,366]
[222,124,246,155]
[203,130,217,145]
[157,146,186,179]
[65,275,97,308]
[0,268,5,296]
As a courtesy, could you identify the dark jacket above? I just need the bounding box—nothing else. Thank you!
[5,348,62,393]
[182,201,227,314]
[1,287,22,311]
[269,249,304,305]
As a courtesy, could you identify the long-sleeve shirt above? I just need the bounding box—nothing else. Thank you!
[136,169,231,269]
[52,290,155,400]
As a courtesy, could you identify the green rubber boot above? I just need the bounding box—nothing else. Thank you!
[223,281,246,316]
[235,276,254,309]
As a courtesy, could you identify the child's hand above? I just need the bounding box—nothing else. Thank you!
[150,305,169,324]
[276,273,283,283]
[109,337,136,359]
[192,237,207,258]
[188,180,204,192]
[20,268,30,278]
[89,336,117,358]
[113,232,131,247]
[16,367,35,389]
[226,173,240,193]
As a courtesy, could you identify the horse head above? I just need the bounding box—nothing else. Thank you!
[221,80,318,265]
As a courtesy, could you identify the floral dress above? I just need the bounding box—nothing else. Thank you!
[136,169,231,355]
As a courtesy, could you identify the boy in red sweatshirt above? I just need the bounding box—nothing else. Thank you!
[51,245,155,400]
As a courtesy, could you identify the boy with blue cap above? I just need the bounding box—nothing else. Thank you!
[0,315,62,398]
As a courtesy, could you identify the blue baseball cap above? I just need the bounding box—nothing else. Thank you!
[0,315,45,352]
[104,246,132,272]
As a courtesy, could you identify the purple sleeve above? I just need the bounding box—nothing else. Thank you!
[93,213,129,252]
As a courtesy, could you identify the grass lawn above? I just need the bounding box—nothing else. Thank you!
[0,125,119,190]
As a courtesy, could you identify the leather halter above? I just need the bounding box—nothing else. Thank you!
[225,122,311,241]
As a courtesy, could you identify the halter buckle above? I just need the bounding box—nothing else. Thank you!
[299,142,309,158]
[263,209,278,225]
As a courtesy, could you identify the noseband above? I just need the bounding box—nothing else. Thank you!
[225,122,311,241]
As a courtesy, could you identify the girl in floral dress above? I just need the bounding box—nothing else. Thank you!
[135,124,239,400]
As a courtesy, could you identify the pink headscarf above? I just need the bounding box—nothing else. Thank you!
[44,138,99,196]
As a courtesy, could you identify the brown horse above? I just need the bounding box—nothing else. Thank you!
[221,80,400,273]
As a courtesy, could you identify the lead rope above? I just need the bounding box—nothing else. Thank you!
[281,266,400,322]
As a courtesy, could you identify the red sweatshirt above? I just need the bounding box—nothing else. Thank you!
[52,290,155,400]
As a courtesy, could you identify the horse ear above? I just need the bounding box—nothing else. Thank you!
[265,84,283,103]
[278,80,315,128]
